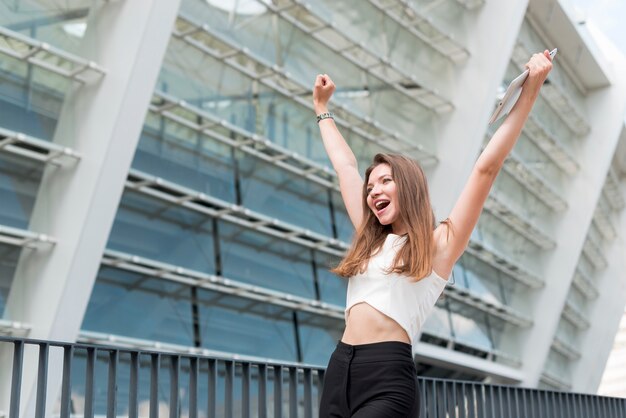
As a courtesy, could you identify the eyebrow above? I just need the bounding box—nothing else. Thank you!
[366,174,392,187]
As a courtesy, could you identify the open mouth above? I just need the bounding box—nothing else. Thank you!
[374,200,390,214]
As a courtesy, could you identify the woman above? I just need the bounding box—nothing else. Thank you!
[313,51,553,417]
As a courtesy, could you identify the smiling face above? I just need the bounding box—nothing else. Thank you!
[366,163,406,234]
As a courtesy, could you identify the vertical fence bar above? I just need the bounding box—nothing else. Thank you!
[34,343,49,418]
[84,347,96,418]
[259,364,267,418]
[60,345,74,418]
[225,360,234,418]
[467,383,475,418]
[274,365,283,418]
[317,370,324,410]
[170,355,180,418]
[189,357,198,418]
[9,341,24,418]
[419,378,427,418]
[459,382,467,418]
[242,362,250,418]
[129,352,139,418]
[150,353,160,418]
[303,369,312,418]
[208,359,217,418]
[289,367,297,418]
[107,350,118,418]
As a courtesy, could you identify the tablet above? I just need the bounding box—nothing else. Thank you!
[488,48,557,125]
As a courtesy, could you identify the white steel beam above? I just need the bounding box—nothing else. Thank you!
[0,0,182,416]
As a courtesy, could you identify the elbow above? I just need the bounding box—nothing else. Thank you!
[475,160,502,178]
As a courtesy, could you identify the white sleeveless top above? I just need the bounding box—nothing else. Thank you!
[345,233,448,345]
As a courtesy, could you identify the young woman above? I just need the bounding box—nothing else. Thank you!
[313,51,553,417]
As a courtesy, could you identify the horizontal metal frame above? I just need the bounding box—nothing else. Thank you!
[0,26,106,83]
[603,166,625,211]
[255,0,454,113]
[126,169,348,257]
[551,335,581,361]
[454,0,485,9]
[0,127,81,166]
[540,370,572,391]
[0,224,56,250]
[101,249,345,320]
[572,268,599,300]
[419,328,522,367]
[581,238,608,271]
[0,319,31,337]
[103,244,531,329]
[483,193,556,249]
[445,286,532,327]
[523,115,578,175]
[150,91,339,190]
[562,300,590,330]
[465,240,544,288]
[503,151,568,212]
[592,206,617,242]
[127,167,543,292]
[367,0,469,63]
[171,14,436,161]
[77,331,323,369]
[512,42,590,136]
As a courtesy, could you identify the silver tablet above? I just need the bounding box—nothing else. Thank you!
[488,48,557,125]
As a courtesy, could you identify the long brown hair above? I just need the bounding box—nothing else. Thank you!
[332,153,442,282]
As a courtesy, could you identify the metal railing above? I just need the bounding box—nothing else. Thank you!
[2,337,625,418]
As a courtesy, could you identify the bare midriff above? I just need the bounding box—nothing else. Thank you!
[342,302,411,345]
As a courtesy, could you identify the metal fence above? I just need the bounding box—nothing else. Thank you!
[1,336,625,418]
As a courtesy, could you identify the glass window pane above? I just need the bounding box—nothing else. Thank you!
[0,244,22,316]
[197,288,298,361]
[315,252,347,307]
[107,191,216,274]
[134,117,236,203]
[83,268,195,346]
[297,311,343,365]
[238,152,332,236]
[219,222,316,298]
[0,153,43,229]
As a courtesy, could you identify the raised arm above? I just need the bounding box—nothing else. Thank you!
[313,74,364,229]
[432,51,553,278]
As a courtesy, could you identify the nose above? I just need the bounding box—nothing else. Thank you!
[369,184,382,197]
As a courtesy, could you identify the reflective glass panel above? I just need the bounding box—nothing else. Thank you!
[197,288,298,361]
[315,251,347,307]
[219,222,316,299]
[237,152,333,236]
[0,243,22,316]
[83,268,195,346]
[107,191,216,274]
[134,118,236,203]
[0,153,43,229]
[297,311,343,366]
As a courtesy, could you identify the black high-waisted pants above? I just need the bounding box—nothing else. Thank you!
[319,340,420,417]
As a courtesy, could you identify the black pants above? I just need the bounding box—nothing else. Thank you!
[319,340,420,417]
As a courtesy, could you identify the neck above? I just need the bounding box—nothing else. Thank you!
[392,220,407,235]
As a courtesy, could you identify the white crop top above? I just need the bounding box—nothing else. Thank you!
[345,233,448,345]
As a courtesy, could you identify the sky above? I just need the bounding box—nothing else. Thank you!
[566,0,626,53]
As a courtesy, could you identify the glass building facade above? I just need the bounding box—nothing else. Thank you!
[1,0,626,414]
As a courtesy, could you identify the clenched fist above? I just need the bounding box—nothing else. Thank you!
[313,74,335,114]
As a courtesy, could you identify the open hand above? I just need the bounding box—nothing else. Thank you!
[313,74,335,113]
